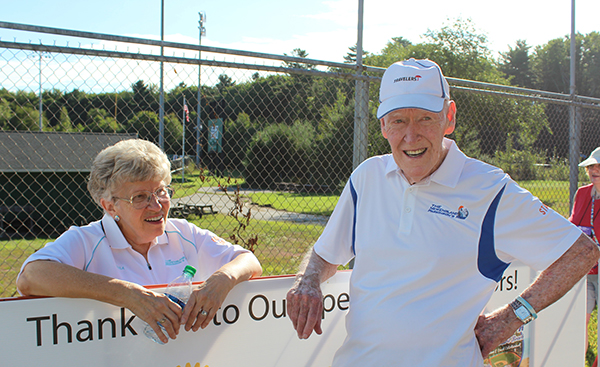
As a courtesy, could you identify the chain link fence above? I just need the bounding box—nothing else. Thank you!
[1,22,600,297]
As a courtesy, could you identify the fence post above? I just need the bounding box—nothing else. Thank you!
[352,0,368,171]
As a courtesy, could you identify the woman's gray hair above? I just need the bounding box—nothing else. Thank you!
[88,139,171,205]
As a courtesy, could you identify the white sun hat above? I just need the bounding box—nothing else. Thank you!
[579,147,600,167]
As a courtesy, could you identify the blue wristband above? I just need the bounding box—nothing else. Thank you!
[516,296,538,320]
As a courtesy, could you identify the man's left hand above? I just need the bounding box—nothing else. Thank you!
[474,305,523,357]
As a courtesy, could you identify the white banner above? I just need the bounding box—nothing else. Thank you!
[0,265,585,367]
[0,272,350,367]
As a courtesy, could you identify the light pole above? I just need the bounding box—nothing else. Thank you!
[196,12,206,167]
[31,51,50,131]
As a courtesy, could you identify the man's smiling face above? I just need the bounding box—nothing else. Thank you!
[380,102,456,184]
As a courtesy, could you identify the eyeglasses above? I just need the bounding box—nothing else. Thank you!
[113,186,174,210]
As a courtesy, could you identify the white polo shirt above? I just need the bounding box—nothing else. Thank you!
[314,138,581,367]
[19,214,252,287]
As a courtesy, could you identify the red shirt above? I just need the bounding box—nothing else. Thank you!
[569,184,600,274]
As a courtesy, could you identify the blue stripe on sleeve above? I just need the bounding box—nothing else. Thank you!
[350,178,358,256]
[477,184,510,282]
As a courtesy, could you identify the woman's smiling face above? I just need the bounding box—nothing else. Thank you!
[587,164,600,189]
[104,179,171,249]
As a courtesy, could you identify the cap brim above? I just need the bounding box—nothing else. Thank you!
[377,94,445,119]
[579,157,600,167]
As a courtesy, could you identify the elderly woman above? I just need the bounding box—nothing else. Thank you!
[17,139,262,344]
[569,146,600,351]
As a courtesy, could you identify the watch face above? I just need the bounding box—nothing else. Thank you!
[515,306,530,320]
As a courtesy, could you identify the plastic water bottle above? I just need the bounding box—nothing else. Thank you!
[143,265,197,344]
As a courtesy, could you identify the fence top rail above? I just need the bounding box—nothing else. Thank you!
[448,77,600,105]
[0,21,385,73]
[0,40,380,83]
[3,20,600,107]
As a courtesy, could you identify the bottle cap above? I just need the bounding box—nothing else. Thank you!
[183,265,197,277]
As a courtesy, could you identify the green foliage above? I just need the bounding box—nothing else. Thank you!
[10,105,41,131]
[284,48,316,70]
[0,97,13,130]
[588,307,597,367]
[84,108,120,133]
[499,40,534,88]
[222,112,259,172]
[245,121,315,189]
[422,18,503,83]
[485,142,545,181]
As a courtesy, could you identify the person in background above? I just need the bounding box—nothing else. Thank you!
[286,58,599,366]
[569,146,600,352]
[17,139,262,344]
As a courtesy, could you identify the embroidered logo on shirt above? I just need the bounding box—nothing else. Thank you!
[457,205,469,219]
[427,203,469,220]
[165,256,186,266]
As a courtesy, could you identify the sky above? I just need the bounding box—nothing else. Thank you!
[1,0,600,65]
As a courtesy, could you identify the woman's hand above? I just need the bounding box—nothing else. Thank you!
[122,284,185,344]
[180,252,262,332]
[181,271,234,331]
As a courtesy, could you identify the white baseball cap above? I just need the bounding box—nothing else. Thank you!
[377,58,450,119]
[579,147,600,167]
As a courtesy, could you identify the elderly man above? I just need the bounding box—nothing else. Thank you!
[286,58,599,366]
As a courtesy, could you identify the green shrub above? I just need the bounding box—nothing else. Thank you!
[245,121,315,189]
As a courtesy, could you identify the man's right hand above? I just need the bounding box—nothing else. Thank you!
[286,274,324,339]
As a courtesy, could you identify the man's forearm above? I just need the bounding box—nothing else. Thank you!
[296,248,338,285]
[476,233,599,356]
[520,233,598,313]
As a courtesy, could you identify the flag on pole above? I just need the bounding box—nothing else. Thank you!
[184,102,190,122]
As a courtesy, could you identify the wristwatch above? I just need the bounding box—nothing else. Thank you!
[510,296,537,324]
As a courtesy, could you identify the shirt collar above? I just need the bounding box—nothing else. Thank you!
[101,214,162,249]
[429,138,466,188]
[384,138,466,188]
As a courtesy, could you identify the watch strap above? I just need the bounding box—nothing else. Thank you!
[510,296,537,324]
[516,296,537,319]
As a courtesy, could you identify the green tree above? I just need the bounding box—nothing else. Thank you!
[284,48,316,70]
[529,32,600,157]
[245,121,315,188]
[0,97,13,130]
[531,37,572,93]
[343,44,371,64]
[499,40,534,88]
[46,107,76,132]
[132,80,155,113]
[9,105,40,131]
[43,89,65,129]
[216,74,236,94]
[84,108,120,133]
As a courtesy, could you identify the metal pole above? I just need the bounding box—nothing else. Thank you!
[569,0,579,212]
[196,12,204,167]
[182,96,186,183]
[159,0,165,150]
[352,0,367,170]
[38,52,43,131]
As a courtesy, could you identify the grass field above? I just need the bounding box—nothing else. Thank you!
[0,237,52,297]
